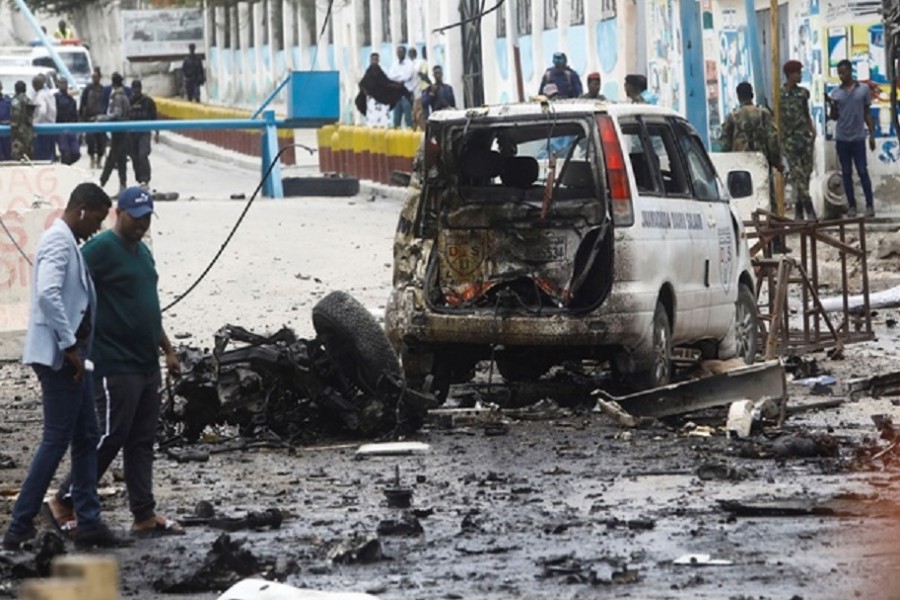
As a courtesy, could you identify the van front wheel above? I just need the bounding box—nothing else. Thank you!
[718,284,759,364]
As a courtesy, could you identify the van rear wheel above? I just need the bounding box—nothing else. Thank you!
[636,302,672,389]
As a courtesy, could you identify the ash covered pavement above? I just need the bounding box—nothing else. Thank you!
[3,188,900,598]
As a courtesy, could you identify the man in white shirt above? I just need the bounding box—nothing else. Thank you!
[387,46,415,128]
[31,75,57,161]
[409,47,431,130]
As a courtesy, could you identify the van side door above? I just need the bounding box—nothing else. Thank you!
[620,117,708,341]
[672,118,738,336]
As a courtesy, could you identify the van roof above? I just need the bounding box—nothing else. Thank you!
[428,100,681,123]
[0,65,57,75]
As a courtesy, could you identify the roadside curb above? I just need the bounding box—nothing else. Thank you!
[158,131,409,201]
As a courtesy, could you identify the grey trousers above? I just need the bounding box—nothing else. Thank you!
[57,370,162,523]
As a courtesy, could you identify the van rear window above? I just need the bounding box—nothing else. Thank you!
[449,121,596,197]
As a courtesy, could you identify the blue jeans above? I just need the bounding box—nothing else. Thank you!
[56,133,81,165]
[7,363,101,535]
[34,135,55,161]
[835,139,874,209]
[392,95,413,128]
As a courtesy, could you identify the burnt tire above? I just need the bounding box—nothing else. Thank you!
[636,301,672,389]
[312,291,402,395]
[718,283,759,364]
[282,176,360,197]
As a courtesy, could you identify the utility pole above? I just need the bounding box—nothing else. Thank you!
[771,0,785,217]
[509,0,524,101]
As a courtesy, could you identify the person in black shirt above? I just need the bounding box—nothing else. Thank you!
[127,80,156,187]
[55,79,80,165]
[80,68,107,169]
[182,43,205,103]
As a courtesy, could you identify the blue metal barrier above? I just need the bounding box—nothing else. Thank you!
[0,111,289,197]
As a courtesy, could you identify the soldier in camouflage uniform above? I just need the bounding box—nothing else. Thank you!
[780,60,817,220]
[721,82,788,251]
[10,81,34,161]
[721,82,783,171]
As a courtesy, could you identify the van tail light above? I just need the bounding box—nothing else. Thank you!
[424,136,440,174]
[597,115,634,226]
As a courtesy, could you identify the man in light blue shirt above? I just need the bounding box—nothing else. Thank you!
[828,59,876,218]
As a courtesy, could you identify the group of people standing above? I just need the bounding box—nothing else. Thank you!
[355,48,657,130]
[0,68,157,194]
[721,58,876,222]
[357,45,456,129]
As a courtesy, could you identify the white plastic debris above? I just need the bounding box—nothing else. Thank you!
[673,553,734,566]
[355,441,431,456]
[217,579,381,600]
[726,399,756,438]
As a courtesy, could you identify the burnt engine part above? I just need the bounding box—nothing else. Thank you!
[161,292,430,445]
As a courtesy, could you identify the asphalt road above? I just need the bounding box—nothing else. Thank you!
[2,141,900,599]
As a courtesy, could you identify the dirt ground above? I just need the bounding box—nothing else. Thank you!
[3,177,900,597]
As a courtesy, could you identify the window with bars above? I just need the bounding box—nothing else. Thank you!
[300,0,316,43]
[209,7,217,46]
[601,0,616,21]
[380,0,390,41]
[290,0,299,46]
[571,0,585,25]
[400,0,408,43]
[517,0,532,35]
[359,0,372,45]
[233,5,241,49]
[247,3,255,46]
[543,0,558,29]
[261,0,268,45]
[497,1,507,37]
[272,0,284,51]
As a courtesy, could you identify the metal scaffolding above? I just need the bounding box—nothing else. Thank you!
[744,211,874,358]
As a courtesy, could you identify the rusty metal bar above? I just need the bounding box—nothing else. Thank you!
[743,211,873,357]
[594,360,787,418]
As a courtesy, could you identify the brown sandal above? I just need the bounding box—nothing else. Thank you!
[131,516,185,538]
[41,501,78,537]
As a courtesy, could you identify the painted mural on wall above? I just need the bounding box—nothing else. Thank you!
[718,9,752,119]
[824,20,900,163]
[647,0,683,112]
[703,0,724,150]
[791,0,826,138]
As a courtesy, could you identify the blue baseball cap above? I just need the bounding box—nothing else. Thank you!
[118,187,154,218]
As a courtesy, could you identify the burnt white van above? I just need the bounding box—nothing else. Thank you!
[385,101,759,398]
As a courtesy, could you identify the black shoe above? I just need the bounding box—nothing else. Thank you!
[2,527,36,550]
[74,523,133,549]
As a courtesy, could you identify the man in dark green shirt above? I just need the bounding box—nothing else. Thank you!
[49,187,184,537]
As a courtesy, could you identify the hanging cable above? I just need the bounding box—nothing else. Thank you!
[0,214,32,266]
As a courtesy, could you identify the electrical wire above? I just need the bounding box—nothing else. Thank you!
[0,214,33,266]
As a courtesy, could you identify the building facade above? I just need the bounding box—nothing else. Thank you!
[58,0,897,207]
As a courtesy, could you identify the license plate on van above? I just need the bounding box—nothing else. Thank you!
[525,236,567,262]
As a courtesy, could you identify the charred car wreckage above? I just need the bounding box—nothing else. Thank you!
[385,102,761,399]
[163,103,762,442]
[161,291,430,444]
